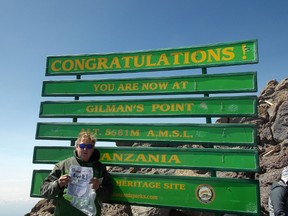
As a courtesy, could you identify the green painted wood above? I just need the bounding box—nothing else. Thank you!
[30,170,48,197]
[46,40,258,76]
[33,146,259,171]
[31,170,260,215]
[36,123,257,146]
[42,72,257,96]
[39,96,258,118]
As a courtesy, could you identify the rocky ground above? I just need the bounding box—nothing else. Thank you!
[25,78,288,216]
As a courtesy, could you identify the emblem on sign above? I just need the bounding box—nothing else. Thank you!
[195,184,215,204]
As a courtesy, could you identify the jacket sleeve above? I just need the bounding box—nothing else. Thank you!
[40,163,64,199]
[270,185,288,216]
[97,164,113,202]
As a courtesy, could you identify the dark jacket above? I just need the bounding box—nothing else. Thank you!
[269,180,288,216]
[40,149,113,216]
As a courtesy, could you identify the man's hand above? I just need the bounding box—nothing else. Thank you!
[57,174,71,188]
[90,177,100,190]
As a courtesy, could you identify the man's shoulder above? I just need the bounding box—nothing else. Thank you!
[57,156,77,166]
[94,160,105,167]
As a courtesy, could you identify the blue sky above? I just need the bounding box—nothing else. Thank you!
[0,1,287,215]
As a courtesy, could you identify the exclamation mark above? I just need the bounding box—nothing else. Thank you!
[242,44,247,59]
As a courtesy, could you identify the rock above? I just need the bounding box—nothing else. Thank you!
[274,78,288,91]
[26,199,55,216]
[102,203,133,216]
[116,141,135,147]
[271,101,288,142]
[259,79,278,99]
[131,206,171,216]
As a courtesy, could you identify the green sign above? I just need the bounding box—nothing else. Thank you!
[31,170,260,215]
[46,40,258,76]
[42,72,257,96]
[30,170,48,197]
[111,174,260,215]
[36,123,257,146]
[40,96,257,118]
[33,146,259,171]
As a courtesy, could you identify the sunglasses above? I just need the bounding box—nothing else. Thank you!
[78,143,94,149]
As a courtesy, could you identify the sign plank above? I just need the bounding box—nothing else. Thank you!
[39,96,258,118]
[42,72,257,96]
[36,123,257,146]
[33,146,259,171]
[31,170,260,215]
[46,40,258,76]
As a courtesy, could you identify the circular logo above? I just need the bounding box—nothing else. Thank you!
[195,184,215,204]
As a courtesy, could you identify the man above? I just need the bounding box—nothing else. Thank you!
[269,166,288,216]
[41,132,113,216]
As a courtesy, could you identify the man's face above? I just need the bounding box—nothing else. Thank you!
[76,138,94,162]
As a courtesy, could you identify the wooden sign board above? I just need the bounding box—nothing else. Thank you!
[31,170,260,215]
[33,146,259,171]
[46,40,258,76]
[36,123,257,146]
[42,72,257,96]
[39,96,258,118]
